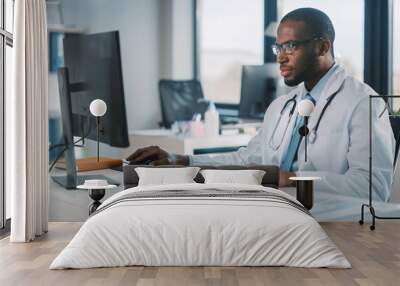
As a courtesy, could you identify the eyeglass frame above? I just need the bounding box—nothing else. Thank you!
[272,37,324,56]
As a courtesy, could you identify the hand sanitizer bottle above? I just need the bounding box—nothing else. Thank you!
[204,102,220,137]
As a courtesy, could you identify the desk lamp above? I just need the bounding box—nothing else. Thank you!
[55,99,122,174]
[298,99,315,162]
[89,99,107,162]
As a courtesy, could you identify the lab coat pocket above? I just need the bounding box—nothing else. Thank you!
[307,130,348,171]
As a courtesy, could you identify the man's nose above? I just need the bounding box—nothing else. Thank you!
[277,52,288,64]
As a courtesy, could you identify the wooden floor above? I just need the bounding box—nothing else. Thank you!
[0,222,399,286]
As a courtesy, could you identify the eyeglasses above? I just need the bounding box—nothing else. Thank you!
[272,37,323,56]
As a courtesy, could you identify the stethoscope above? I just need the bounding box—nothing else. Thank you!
[268,82,344,151]
[268,94,297,150]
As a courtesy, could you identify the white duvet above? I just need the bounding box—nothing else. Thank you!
[50,183,351,269]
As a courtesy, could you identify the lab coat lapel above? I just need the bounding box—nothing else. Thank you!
[307,66,347,132]
[297,66,346,169]
[276,89,303,165]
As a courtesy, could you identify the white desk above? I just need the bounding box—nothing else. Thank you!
[123,130,253,157]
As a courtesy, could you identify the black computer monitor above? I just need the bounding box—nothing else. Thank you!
[238,64,279,119]
[52,31,129,189]
[63,31,129,147]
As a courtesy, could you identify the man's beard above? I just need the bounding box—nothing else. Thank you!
[284,76,303,87]
[284,60,317,87]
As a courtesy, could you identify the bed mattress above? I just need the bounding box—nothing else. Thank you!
[50,183,350,269]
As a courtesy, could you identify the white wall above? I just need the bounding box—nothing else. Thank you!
[49,0,194,157]
[84,0,164,131]
[170,0,194,79]
[57,0,162,131]
[159,0,194,79]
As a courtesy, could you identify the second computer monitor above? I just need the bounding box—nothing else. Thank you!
[239,64,279,119]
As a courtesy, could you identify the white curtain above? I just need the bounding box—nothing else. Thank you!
[8,0,49,242]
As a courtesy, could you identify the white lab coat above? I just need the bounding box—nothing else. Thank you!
[191,65,395,202]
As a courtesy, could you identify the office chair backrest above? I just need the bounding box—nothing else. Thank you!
[239,64,279,119]
[159,80,208,128]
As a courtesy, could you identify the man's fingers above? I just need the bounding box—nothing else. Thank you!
[126,147,148,161]
[132,150,157,163]
[150,158,170,166]
[127,146,160,163]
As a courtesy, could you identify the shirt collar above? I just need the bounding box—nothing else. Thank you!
[304,63,338,102]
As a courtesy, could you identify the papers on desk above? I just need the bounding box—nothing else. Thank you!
[221,121,261,136]
[132,129,175,136]
[221,129,241,135]
[131,123,259,138]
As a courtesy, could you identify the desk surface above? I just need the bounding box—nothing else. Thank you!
[126,130,253,157]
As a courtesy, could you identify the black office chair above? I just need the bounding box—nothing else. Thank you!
[159,80,209,128]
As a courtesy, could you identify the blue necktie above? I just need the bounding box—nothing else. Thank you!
[280,93,315,171]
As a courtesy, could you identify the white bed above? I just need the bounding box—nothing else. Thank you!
[50,183,350,269]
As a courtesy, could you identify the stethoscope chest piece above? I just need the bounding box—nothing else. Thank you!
[298,125,310,137]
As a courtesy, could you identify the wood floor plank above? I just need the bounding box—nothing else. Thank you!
[1,222,400,286]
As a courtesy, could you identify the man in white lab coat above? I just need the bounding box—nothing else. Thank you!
[127,8,395,204]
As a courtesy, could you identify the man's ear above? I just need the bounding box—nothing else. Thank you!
[318,40,331,56]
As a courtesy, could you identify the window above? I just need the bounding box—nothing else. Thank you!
[197,0,264,104]
[277,0,365,81]
[5,0,12,33]
[1,0,14,229]
[393,0,400,111]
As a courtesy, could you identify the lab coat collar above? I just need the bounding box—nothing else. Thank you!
[306,64,339,103]
[296,64,344,101]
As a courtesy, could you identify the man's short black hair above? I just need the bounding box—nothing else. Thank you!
[280,8,335,57]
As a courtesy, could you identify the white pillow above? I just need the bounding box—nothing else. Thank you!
[135,167,201,186]
[200,169,266,185]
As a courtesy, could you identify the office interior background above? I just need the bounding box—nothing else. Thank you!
[1,0,400,226]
